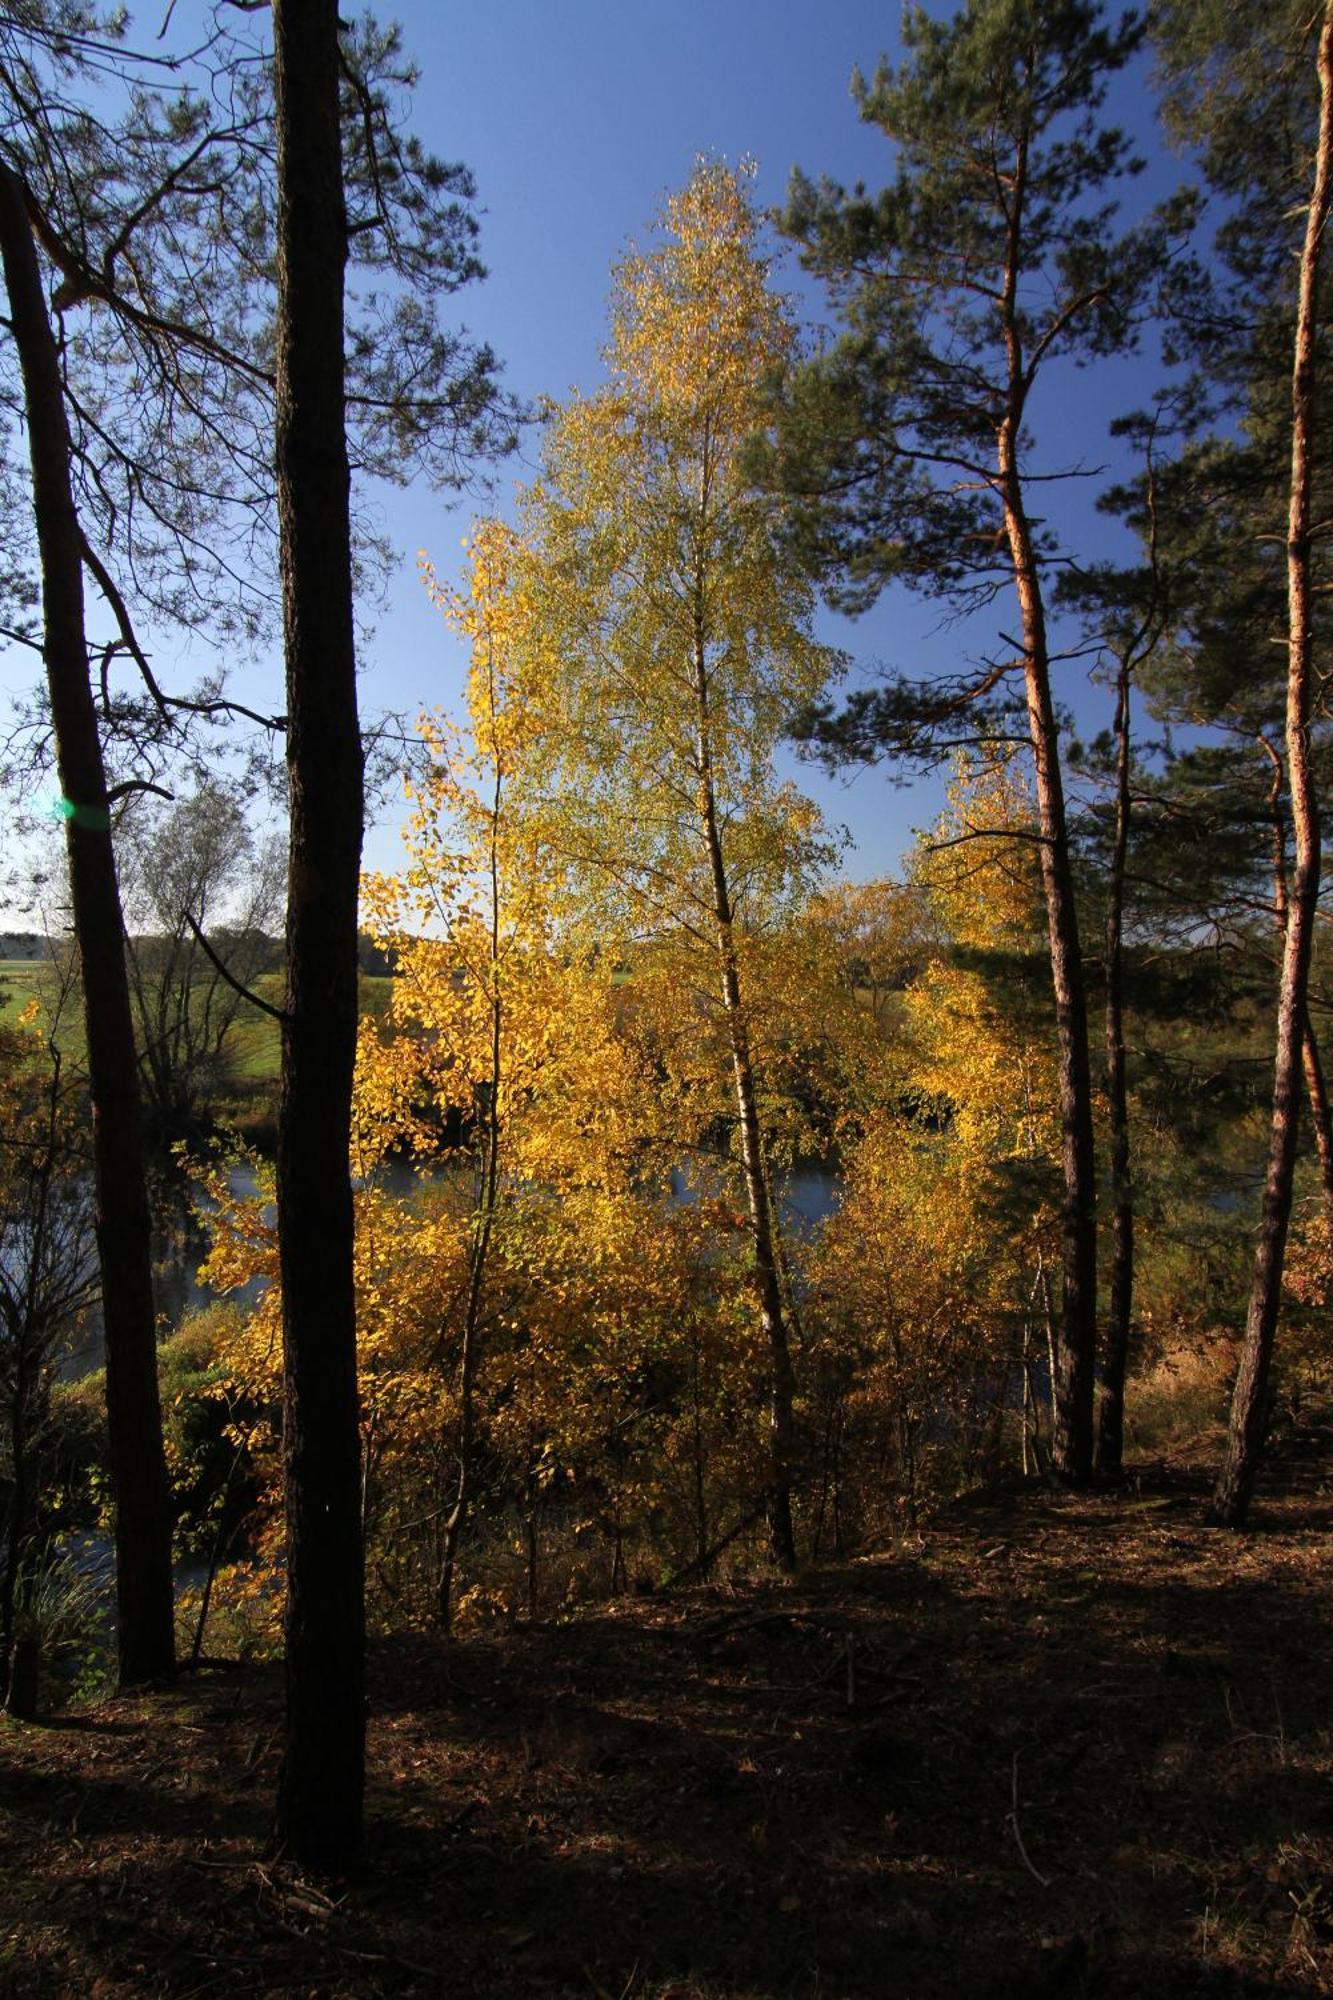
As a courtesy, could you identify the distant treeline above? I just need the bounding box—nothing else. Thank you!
[0,931,396,973]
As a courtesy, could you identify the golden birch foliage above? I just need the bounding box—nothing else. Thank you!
[192,515,569,1628]
[482,1191,760,1495]
[808,1111,1014,1521]
[193,1155,466,1638]
[189,172,852,1605]
[360,521,772,1604]
[493,159,846,1291]
[810,877,936,1033]
[362,523,648,1204]
[0,1003,66,1199]
[356,527,673,1583]
[507,158,840,946]
[916,755,1046,951]
[805,759,1061,1520]
[904,756,1060,1171]
[782,877,935,1135]
[814,1117,989,1380]
[607,925,827,1187]
[616,883,921,1180]
[193,1156,457,1464]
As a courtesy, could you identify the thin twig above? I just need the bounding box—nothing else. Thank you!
[342,1947,446,1983]
[1007,1752,1051,1888]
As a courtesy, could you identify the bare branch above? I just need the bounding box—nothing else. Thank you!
[183,909,288,1024]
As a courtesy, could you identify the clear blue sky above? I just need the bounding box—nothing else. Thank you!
[339,0,1183,888]
[355,0,945,881]
[2,2,1188,906]
[336,0,930,885]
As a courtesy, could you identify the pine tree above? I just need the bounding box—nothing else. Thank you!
[1112,0,1333,1521]
[1149,0,1333,1525]
[0,0,511,1704]
[0,153,176,1688]
[762,0,1188,1479]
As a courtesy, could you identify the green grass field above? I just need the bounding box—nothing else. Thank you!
[225,971,392,1082]
[0,959,59,1014]
[0,960,394,1091]
[0,960,87,1055]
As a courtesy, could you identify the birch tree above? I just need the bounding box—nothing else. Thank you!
[511,162,840,1567]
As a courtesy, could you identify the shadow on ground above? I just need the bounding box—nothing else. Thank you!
[3,1436,1331,1997]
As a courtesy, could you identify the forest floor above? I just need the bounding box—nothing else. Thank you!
[3,1417,1333,1999]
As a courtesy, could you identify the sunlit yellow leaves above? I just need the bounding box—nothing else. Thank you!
[903,754,1058,1169]
[505,159,839,955]
[913,752,1045,952]
[609,158,792,438]
[182,165,1103,1608]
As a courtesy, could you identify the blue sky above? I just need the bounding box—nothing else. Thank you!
[3,2,1191,906]
[336,0,1186,888]
[358,0,957,880]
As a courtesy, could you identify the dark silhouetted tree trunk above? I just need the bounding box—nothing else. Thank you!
[271,0,366,1869]
[1211,0,1333,1529]
[0,162,174,1690]
[1096,659,1135,1478]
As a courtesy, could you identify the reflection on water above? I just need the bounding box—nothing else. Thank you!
[59,1163,271,1382]
[782,1166,841,1234]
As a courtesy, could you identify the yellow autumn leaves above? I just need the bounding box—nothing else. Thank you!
[182,164,1076,1622]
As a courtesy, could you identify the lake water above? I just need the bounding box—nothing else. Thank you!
[61,1154,842,1380]
[669,1160,840,1237]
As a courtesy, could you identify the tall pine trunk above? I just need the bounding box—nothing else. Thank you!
[271,0,366,1868]
[1300,1018,1333,1259]
[1211,0,1333,1528]
[1096,661,1135,1478]
[997,128,1097,1479]
[0,163,175,1689]
[1262,740,1333,1262]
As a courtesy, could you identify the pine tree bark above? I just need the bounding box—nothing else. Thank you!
[1096,661,1135,1478]
[1211,0,1333,1528]
[0,163,175,1689]
[271,0,366,1868]
[1261,739,1333,1262]
[1299,1017,1333,1259]
[997,129,1098,1482]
